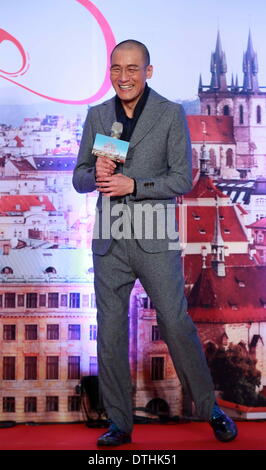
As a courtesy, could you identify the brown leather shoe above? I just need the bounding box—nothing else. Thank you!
[97,428,132,446]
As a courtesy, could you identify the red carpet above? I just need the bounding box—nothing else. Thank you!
[0,421,265,450]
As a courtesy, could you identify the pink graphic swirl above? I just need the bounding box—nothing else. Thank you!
[0,0,116,104]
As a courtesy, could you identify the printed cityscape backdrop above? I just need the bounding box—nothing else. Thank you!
[1,0,266,422]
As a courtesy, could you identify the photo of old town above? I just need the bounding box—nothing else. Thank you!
[1,28,266,428]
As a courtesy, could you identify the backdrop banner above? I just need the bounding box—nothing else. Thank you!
[1,0,266,423]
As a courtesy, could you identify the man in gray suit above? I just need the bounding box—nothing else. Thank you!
[73,40,237,446]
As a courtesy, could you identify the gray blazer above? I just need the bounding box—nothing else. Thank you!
[72,88,192,254]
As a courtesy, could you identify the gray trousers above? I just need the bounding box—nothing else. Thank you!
[93,237,215,434]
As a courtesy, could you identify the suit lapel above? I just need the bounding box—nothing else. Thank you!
[98,97,116,135]
[129,89,168,149]
[97,89,168,146]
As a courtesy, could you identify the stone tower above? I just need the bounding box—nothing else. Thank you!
[199,30,266,179]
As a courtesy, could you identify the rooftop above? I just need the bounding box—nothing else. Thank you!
[177,205,248,243]
[188,265,266,323]
[0,195,56,213]
[187,115,235,144]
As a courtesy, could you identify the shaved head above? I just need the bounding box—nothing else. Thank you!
[111,40,150,66]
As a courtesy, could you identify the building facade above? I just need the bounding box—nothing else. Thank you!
[196,31,266,180]
[0,250,97,423]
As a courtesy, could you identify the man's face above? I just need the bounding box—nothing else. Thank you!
[110,47,153,108]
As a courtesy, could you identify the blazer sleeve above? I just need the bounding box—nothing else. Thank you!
[129,104,193,200]
[72,107,97,194]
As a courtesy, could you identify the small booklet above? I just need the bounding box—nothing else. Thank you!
[92,133,129,164]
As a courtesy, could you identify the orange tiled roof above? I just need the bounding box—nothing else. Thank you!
[177,205,248,243]
[187,115,235,144]
[188,265,266,322]
[0,195,56,213]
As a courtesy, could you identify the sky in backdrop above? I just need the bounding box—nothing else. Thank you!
[0,0,266,110]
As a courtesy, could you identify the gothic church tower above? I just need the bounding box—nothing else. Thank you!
[199,31,266,179]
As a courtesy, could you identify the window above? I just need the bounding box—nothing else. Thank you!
[45,266,56,274]
[89,325,97,341]
[46,396,59,412]
[68,396,80,412]
[25,397,37,413]
[89,356,98,376]
[5,293,16,308]
[39,294,46,307]
[256,231,264,244]
[47,324,59,340]
[257,105,261,124]
[25,356,37,380]
[0,294,2,308]
[152,325,162,341]
[3,244,9,255]
[223,105,230,116]
[3,397,15,413]
[239,105,244,124]
[17,294,25,307]
[151,357,164,381]
[82,295,90,308]
[69,293,80,308]
[90,293,96,309]
[3,357,16,380]
[26,293,37,308]
[60,294,68,307]
[142,296,149,309]
[228,301,238,310]
[207,104,211,115]
[68,356,80,380]
[46,356,59,380]
[140,295,155,309]
[1,266,13,274]
[25,325,38,340]
[192,212,200,220]
[3,325,16,341]
[226,148,233,168]
[68,324,81,340]
[48,293,59,308]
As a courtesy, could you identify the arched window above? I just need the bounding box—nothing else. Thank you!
[145,398,169,417]
[226,148,233,168]
[1,266,13,274]
[239,105,244,124]
[207,104,211,115]
[257,105,261,124]
[45,266,57,274]
[223,105,230,116]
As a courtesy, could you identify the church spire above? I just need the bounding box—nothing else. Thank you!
[231,73,235,92]
[210,30,228,91]
[198,74,203,93]
[242,30,259,93]
[199,121,210,176]
[211,199,226,277]
[235,74,239,92]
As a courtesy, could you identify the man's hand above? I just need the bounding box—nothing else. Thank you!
[96,173,135,197]
[96,156,116,179]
